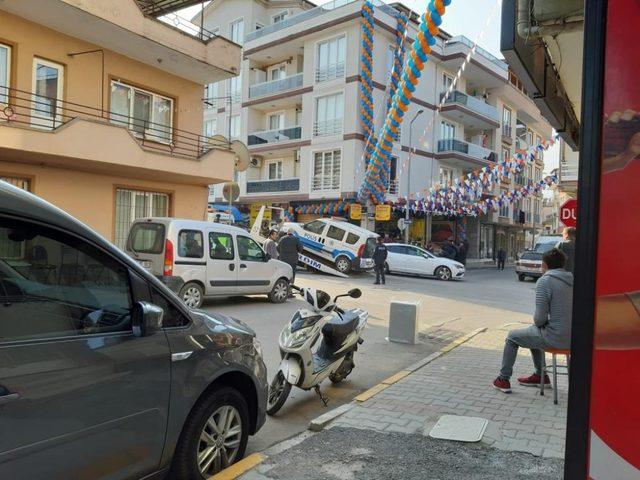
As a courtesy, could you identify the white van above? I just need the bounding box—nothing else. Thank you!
[281,218,378,274]
[125,218,293,308]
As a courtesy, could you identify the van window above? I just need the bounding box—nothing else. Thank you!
[303,220,326,235]
[150,287,189,328]
[128,223,165,254]
[209,232,234,260]
[0,218,132,342]
[327,225,346,241]
[237,236,265,262]
[362,237,377,258]
[178,230,203,258]
[346,232,359,245]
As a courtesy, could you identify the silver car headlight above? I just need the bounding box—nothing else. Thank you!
[281,326,313,348]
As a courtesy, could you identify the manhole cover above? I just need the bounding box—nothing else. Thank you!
[428,415,488,442]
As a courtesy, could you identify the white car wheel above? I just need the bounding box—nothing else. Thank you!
[180,282,204,308]
[435,266,452,281]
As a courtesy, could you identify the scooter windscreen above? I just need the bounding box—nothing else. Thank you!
[290,310,323,332]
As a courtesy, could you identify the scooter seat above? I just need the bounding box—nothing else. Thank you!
[322,312,359,347]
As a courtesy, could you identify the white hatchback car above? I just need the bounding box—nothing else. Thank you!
[385,243,465,281]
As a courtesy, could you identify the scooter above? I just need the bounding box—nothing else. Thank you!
[266,285,368,415]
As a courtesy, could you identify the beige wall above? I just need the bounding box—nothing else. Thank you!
[0,160,208,241]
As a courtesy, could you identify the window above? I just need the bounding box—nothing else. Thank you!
[269,65,286,82]
[115,189,169,249]
[314,93,343,136]
[178,230,203,258]
[0,218,132,342]
[439,166,454,186]
[0,43,10,105]
[440,121,456,139]
[268,161,283,180]
[346,232,359,245]
[228,114,240,139]
[237,236,264,262]
[127,223,166,254]
[209,232,234,260]
[388,156,398,194]
[0,176,30,191]
[229,72,242,103]
[150,288,189,328]
[535,168,542,183]
[316,35,346,82]
[110,81,173,143]
[230,18,244,45]
[204,119,217,138]
[312,149,341,191]
[303,220,326,235]
[526,129,533,147]
[502,107,512,136]
[502,147,511,163]
[327,225,346,241]
[386,45,395,77]
[442,73,454,96]
[268,112,284,131]
[204,82,218,109]
[272,11,287,23]
[32,58,64,129]
[499,190,509,218]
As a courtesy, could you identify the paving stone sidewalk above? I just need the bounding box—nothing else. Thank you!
[331,325,568,459]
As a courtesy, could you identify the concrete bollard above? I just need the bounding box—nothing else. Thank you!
[388,300,420,344]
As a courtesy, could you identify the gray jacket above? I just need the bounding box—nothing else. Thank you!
[264,238,279,260]
[534,269,574,348]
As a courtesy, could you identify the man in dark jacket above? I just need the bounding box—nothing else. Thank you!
[497,247,507,270]
[372,237,388,285]
[556,227,576,274]
[277,231,303,284]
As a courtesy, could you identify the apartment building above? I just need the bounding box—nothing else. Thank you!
[0,0,240,246]
[199,0,551,260]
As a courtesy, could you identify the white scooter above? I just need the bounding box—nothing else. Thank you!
[266,285,368,415]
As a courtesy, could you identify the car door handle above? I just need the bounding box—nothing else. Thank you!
[0,386,20,405]
[240,264,247,269]
[229,263,235,271]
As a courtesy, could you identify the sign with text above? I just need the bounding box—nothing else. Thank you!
[375,204,391,221]
[349,203,362,220]
[559,199,577,228]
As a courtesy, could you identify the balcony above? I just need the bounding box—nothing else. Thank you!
[439,90,500,130]
[442,36,508,88]
[248,73,304,99]
[0,86,234,186]
[313,119,343,137]
[315,62,346,83]
[246,178,300,194]
[436,139,498,166]
[248,127,302,146]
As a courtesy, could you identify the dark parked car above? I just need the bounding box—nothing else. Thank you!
[0,181,267,479]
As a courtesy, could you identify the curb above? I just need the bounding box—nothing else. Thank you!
[209,453,265,480]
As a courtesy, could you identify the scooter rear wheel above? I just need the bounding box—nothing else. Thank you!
[266,371,291,416]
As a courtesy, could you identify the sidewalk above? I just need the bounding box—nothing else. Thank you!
[236,326,567,479]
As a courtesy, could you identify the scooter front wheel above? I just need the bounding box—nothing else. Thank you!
[266,370,292,416]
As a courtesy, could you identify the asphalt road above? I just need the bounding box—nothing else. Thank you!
[202,266,536,452]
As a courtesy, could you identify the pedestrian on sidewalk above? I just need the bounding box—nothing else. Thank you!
[497,247,507,270]
[278,230,303,285]
[493,248,573,393]
[555,226,576,274]
[264,229,279,260]
[456,239,469,265]
[373,236,388,285]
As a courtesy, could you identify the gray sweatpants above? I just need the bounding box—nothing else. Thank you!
[499,325,551,380]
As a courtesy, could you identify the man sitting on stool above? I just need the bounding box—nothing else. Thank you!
[493,248,574,393]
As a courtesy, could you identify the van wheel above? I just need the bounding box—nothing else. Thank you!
[335,256,352,274]
[170,387,249,479]
[180,282,204,309]
[269,278,289,303]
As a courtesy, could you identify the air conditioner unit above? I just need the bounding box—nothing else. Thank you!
[250,157,262,168]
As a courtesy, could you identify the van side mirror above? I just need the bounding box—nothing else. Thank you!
[348,288,362,298]
[132,301,163,337]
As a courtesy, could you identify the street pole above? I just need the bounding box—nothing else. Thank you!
[405,109,424,244]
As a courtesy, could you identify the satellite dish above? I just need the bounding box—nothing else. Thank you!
[222,182,240,202]
[230,140,250,172]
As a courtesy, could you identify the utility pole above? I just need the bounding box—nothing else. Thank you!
[405,109,424,243]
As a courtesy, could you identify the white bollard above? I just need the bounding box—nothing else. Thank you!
[388,300,420,344]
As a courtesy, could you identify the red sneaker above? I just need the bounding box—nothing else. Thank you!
[492,377,512,393]
[518,373,551,387]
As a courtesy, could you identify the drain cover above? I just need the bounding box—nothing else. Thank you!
[428,415,488,442]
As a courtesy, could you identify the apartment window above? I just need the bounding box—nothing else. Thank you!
[388,156,398,194]
[442,73,454,96]
[312,149,341,191]
[315,35,346,82]
[204,82,218,109]
[228,114,240,139]
[502,147,511,163]
[0,43,10,105]
[114,188,170,248]
[499,190,509,218]
[526,164,533,182]
[228,72,242,103]
[110,81,173,144]
[502,107,512,136]
[268,161,283,180]
[526,129,534,147]
[230,18,244,45]
[272,11,287,23]
[32,58,64,129]
[440,121,456,139]
[269,65,286,82]
[267,112,284,131]
[535,167,542,183]
[439,166,454,186]
[314,93,343,137]
[386,44,396,79]
[204,119,217,138]
[0,176,30,191]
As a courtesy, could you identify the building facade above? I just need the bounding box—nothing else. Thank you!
[199,0,551,260]
[0,0,241,246]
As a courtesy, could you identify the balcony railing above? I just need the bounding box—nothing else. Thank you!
[248,126,302,146]
[502,125,513,138]
[159,12,220,43]
[315,62,346,83]
[387,179,399,195]
[437,139,497,163]
[249,73,304,99]
[0,86,229,160]
[445,36,509,70]
[441,90,499,122]
[246,178,300,193]
[313,119,343,137]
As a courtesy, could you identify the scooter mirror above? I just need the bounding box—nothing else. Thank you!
[348,288,362,298]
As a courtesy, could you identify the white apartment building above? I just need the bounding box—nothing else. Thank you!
[196,0,552,260]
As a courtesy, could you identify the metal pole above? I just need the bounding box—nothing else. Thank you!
[405,109,424,243]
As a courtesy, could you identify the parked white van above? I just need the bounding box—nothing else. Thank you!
[281,218,378,274]
[125,218,293,308]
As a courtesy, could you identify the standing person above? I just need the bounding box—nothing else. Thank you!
[263,229,279,260]
[497,247,507,270]
[372,237,388,285]
[277,231,303,285]
[457,239,469,266]
[556,226,576,274]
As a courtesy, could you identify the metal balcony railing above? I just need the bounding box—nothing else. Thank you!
[312,174,340,192]
[246,178,300,193]
[437,139,497,163]
[248,73,304,98]
[159,12,220,43]
[315,62,346,83]
[0,86,229,160]
[441,90,499,122]
[313,119,342,137]
[502,125,513,138]
[248,126,302,145]
[445,36,509,70]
